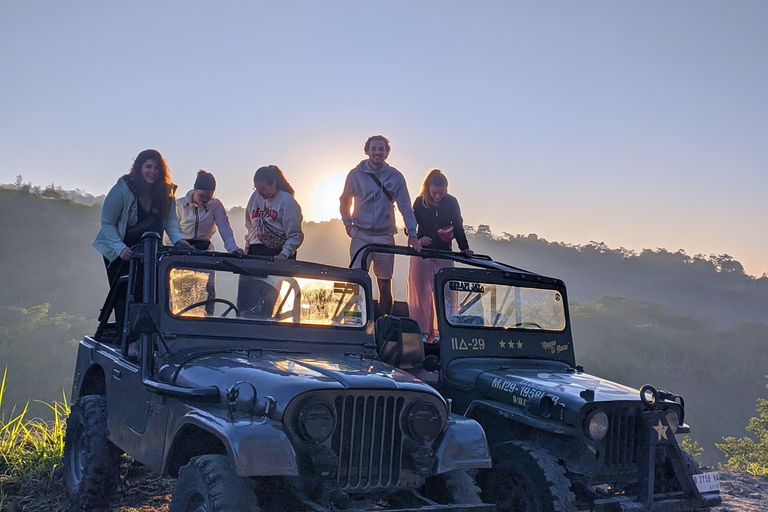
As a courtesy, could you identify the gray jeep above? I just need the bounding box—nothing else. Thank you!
[362,244,722,512]
[63,233,493,512]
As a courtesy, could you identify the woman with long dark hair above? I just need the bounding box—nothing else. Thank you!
[407,168,473,343]
[93,149,192,352]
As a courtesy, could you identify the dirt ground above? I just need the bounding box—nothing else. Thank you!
[714,470,768,512]
[1,463,765,512]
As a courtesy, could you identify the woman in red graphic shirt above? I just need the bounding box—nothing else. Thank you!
[244,165,304,259]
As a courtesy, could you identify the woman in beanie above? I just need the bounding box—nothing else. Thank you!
[176,169,243,253]
[176,170,243,316]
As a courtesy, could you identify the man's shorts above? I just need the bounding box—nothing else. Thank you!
[349,231,396,280]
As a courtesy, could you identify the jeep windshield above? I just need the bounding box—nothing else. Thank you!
[166,264,367,328]
[444,279,566,332]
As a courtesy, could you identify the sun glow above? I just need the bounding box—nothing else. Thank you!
[310,173,348,222]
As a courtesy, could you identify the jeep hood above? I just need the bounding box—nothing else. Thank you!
[450,359,641,410]
[165,352,440,408]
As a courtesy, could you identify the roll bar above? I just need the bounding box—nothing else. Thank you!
[350,243,542,277]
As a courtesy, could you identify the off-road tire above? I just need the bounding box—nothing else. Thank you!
[422,469,484,504]
[655,450,707,496]
[478,441,576,512]
[63,394,122,511]
[170,455,260,512]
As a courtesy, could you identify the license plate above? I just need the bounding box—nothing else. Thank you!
[692,471,720,492]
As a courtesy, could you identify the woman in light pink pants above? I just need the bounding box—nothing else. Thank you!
[407,169,473,343]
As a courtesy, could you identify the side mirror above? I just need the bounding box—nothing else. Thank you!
[423,355,441,372]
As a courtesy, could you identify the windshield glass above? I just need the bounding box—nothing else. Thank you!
[443,279,566,331]
[167,266,367,328]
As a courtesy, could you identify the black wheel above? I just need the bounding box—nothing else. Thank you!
[170,455,259,512]
[422,469,484,505]
[177,298,239,317]
[478,442,575,512]
[63,394,122,511]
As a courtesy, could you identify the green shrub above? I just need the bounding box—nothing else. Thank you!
[716,377,768,476]
[680,436,704,463]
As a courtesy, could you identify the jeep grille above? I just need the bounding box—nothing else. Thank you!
[332,394,405,490]
[602,406,642,474]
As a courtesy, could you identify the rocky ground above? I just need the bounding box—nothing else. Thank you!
[1,463,765,512]
[715,470,768,512]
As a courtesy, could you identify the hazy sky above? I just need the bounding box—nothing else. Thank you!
[1,1,766,276]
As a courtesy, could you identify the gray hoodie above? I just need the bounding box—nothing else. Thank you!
[339,160,418,237]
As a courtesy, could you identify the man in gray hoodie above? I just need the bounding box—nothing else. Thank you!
[340,135,422,315]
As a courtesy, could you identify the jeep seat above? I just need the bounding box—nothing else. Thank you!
[374,315,425,370]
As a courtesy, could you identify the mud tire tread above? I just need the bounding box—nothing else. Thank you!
[63,394,122,512]
[424,469,484,505]
[170,454,259,512]
[480,441,576,512]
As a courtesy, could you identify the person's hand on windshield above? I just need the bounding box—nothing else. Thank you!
[461,248,474,257]
[175,240,194,250]
[231,248,246,255]
[419,236,432,247]
[275,253,288,259]
[408,236,422,252]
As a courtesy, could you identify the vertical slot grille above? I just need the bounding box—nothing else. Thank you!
[604,407,639,472]
[332,394,405,490]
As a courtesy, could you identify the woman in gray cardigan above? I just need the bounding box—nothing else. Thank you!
[93,149,192,353]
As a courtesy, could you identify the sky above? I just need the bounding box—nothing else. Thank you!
[1,1,766,276]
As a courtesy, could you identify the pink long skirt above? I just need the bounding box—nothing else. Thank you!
[407,257,454,339]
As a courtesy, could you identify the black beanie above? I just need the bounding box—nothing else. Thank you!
[193,171,216,191]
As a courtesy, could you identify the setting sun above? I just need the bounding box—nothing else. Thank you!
[309,173,347,222]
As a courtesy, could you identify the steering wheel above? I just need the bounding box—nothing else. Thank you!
[514,321,543,330]
[177,298,239,317]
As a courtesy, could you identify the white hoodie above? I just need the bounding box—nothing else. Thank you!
[245,189,304,258]
[176,190,240,252]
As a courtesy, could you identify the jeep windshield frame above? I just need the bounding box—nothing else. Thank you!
[434,267,575,367]
[351,244,576,367]
[154,249,377,353]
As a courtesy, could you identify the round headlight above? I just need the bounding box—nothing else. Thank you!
[585,410,609,441]
[405,401,442,443]
[665,410,679,435]
[298,400,336,444]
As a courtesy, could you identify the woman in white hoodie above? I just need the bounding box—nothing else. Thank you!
[177,170,243,253]
[244,165,304,259]
[177,170,244,316]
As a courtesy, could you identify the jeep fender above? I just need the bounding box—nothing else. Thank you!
[166,410,299,477]
[434,413,492,473]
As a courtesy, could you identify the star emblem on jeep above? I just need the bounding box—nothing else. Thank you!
[499,340,506,348]
[653,419,668,441]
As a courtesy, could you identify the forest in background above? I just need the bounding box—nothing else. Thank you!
[0,186,766,465]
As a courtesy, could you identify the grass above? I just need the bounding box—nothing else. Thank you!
[0,366,69,511]
[0,367,172,512]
